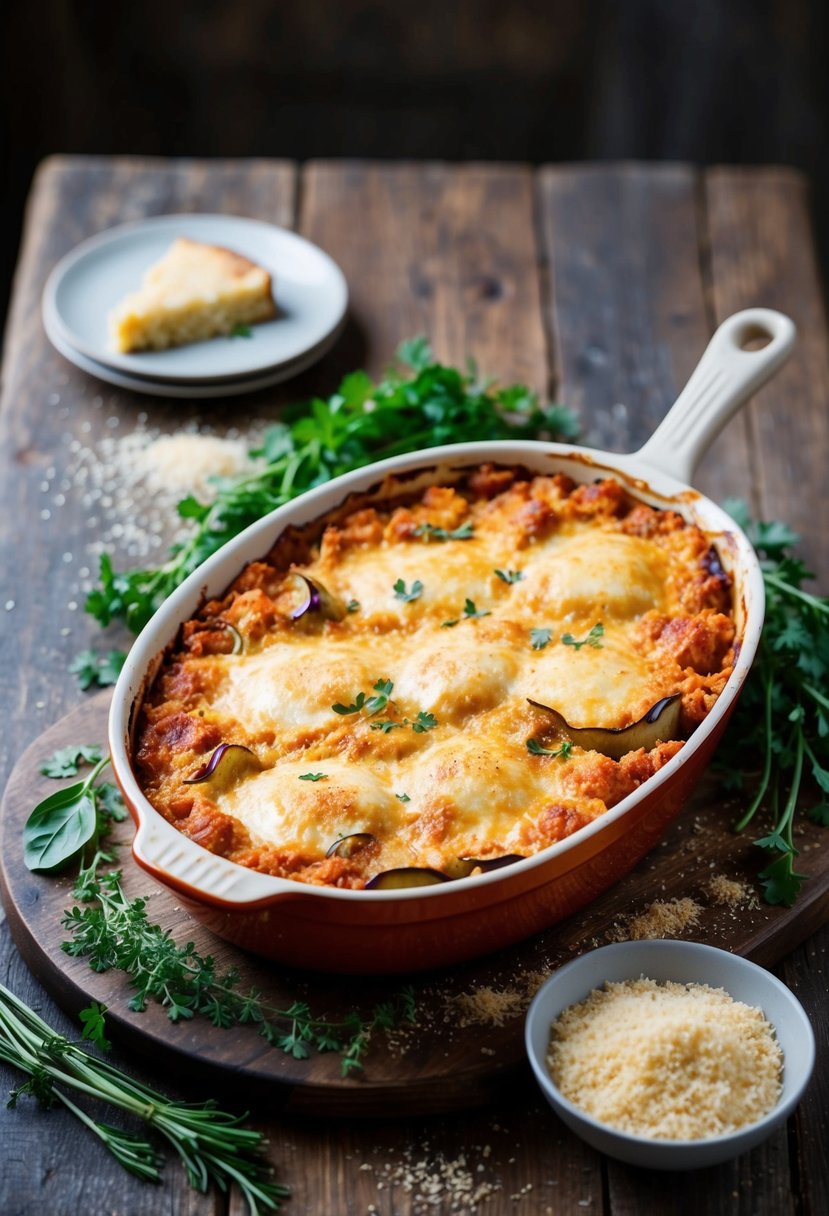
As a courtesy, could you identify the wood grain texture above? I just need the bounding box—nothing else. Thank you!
[300,161,551,389]
[1,156,828,1215]
[4,692,829,1120]
[705,167,829,575]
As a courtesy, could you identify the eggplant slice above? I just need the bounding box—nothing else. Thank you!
[289,573,347,622]
[183,743,262,788]
[527,694,682,761]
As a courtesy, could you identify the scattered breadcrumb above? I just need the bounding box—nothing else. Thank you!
[443,971,550,1028]
[608,897,702,942]
[364,1143,502,1213]
[707,873,758,909]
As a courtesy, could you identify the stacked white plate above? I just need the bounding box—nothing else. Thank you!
[42,214,348,398]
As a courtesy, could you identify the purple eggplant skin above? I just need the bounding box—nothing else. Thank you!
[326,833,376,859]
[183,743,261,785]
[527,693,682,762]
[458,854,525,873]
[289,573,347,622]
[365,867,448,890]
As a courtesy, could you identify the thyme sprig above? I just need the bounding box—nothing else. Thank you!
[62,850,416,1076]
[0,982,286,1213]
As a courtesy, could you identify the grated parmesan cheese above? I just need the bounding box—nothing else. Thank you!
[547,978,782,1140]
[138,432,253,497]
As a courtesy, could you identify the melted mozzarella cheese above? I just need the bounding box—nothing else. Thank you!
[219,760,407,852]
[515,628,664,728]
[511,532,669,621]
[393,640,518,719]
[210,642,378,731]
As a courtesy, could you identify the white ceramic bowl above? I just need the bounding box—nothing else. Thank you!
[525,940,815,1170]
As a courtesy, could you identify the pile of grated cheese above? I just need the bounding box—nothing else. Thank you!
[547,977,782,1140]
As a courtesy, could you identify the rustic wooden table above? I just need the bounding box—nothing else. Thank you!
[1,157,828,1215]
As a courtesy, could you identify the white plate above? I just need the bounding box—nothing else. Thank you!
[42,214,348,383]
[44,306,345,399]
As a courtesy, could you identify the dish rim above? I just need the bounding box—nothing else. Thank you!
[108,437,766,909]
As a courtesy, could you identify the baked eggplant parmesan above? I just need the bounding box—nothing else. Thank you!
[135,466,736,888]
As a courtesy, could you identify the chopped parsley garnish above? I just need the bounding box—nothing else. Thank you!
[40,745,105,779]
[395,792,411,803]
[411,712,438,733]
[299,772,327,781]
[414,521,474,542]
[365,678,393,713]
[561,623,605,650]
[463,599,490,620]
[332,692,367,715]
[530,627,553,651]
[229,323,253,338]
[393,578,424,603]
[441,619,459,629]
[346,599,360,613]
[526,738,573,759]
[495,569,524,584]
[370,720,405,733]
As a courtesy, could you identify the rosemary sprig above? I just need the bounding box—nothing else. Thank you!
[0,982,286,1212]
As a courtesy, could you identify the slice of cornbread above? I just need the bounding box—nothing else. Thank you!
[109,237,276,353]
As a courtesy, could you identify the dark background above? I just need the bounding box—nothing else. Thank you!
[2,0,828,337]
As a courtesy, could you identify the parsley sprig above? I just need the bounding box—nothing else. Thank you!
[718,502,829,905]
[561,623,604,650]
[85,339,577,633]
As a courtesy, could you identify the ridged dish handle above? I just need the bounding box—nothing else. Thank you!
[634,308,796,485]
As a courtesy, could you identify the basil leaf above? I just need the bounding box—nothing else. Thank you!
[24,783,97,872]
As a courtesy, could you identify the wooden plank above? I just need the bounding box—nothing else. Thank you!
[705,165,829,1216]
[0,155,297,1216]
[299,160,550,388]
[538,164,711,443]
[536,161,802,1215]
[705,167,829,575]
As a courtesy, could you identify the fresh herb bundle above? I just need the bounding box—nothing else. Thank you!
[718,501,829,905]
[24,750,416,1075]
[85,338,578,634]
[0,983,286,1213]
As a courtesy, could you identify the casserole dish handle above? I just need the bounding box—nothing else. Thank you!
[634,308,795,484]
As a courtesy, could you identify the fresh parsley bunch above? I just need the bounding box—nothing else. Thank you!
[86,338,578,634]
[719,501,829,905]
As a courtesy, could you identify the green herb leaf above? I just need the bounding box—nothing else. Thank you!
[23,783,97,872]
[393,578,424,603]
[78,1001,111,1051]
[395,792,411,803]
[758,851,808,906]
[526,738,573,759]
[441,619,459,629]
[370,720,404,733]
[230,323,253,338]
[298,772,327,782]
[495,568,524,584]
[332,692,367,715]
[530,627,552,651]
[414,522,475,543]
[365,678,394,714]
[346,599,360,613]
[86,346,577,634]
[561,623,605,651]
[463,598,491,620]
[69,649,127,691]
[411,711,438,733]
[40,745,104,779]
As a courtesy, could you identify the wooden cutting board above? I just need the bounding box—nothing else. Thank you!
[2,691,829,1117]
